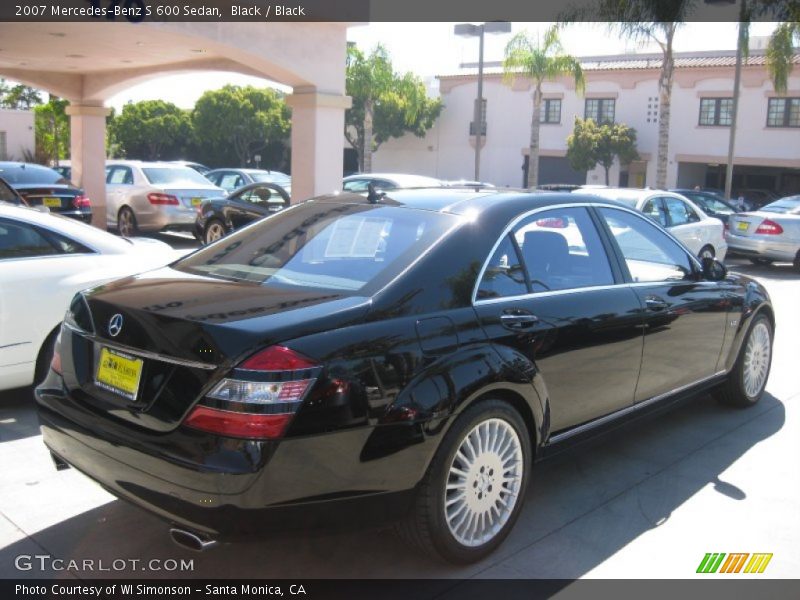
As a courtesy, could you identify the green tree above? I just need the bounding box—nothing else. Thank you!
[0,79,43,109]
[766,20,799,93]
[346,44,442,173]
[110,100,191,161]
[33,96,70,164]
[191,85,290,168]
[567,118,639,186]
[502,26,585,188]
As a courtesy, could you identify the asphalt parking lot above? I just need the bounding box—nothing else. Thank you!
[1,252,798,580]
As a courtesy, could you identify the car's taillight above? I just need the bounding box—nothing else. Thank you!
[72,195,91,209]
[147,192,179,206]
[183,346,318,440]
[755,220,784,235]
[50,334,62,375]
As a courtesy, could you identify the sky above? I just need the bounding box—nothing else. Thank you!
[106,22,780,112]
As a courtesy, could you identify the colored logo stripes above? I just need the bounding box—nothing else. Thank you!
[696,553,773,574]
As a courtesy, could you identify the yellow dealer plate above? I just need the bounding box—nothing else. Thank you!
[191,197,203,206]
[737,221,749,231]
[43,197,61,208]
[95,347,143,401]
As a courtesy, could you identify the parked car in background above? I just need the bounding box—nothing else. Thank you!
[195,182,290,244]
[52,162,71,181]
[580,188,727,260]
[0,203,180,393]
[0,176,26,206]
[734,188,780,210]
[670,189,739,226]
[36,189,772,564]
[0,162,91,223]
[206,168,292,196]
[445,180,496,189]
[170,160,211,176]
[342,173,444,192]
[105,160,225,236]
[726,195,800,269]
[536,183,581,192]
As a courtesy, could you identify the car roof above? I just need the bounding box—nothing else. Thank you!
[343,173,444,186]
[106,160,190,168]
[318,188,630,217]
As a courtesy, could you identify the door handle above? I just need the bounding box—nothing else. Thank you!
[500,311,539,330]
[645,295,669,312]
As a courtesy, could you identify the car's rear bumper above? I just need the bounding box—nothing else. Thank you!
[725,233,798,261]
[35,377,424,538]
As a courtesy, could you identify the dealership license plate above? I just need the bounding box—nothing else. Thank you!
[95,347,143,401]
[191,197,203,206]
[737,221,750,231]
[43,197,61,208]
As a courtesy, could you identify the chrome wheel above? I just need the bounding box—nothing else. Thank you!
[743,321,771,398]
[204,221,226,244]
[444,418,523,547]
[117,207,136,237]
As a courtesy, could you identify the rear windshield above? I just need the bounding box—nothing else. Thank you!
[142,167,214,187]
[175,202,456,293]
[760,197,800,215]
[0,164,66,185]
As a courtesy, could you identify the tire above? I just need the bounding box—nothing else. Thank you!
[394,399,532,563]
[715,314,773,408]
[34,329,59,387]
[117,206,139,237]
[698,245,715,260]
[204,219,227,245]
[748,257,773,266]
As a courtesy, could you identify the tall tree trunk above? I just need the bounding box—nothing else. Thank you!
[604,166,610,186]
[363,99,374,174]
[655,26,676,190]
[527,83,543,189]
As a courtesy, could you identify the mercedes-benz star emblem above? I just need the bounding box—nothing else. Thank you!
[108,314,124,338]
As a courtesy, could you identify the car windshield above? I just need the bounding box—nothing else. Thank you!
[175,202,457,293]
[142,167,214,187]
[760,197,800,215]
[250,171,291,185]
[0,164,67,185]
[685,193,735,214]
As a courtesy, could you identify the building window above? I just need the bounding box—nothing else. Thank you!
[470,98,487,136]
[585,98,615,124]
[0,132,6,160]
[699,98,733,126]
[766,97,800,128]
[540,99,561,124]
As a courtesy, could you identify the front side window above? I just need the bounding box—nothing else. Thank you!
[107,166,133,185]
[0,219,59,259]
[699,98,733,126]
[540,99,562,124]
[663,197,700,226]
[598,207,693,283]
[513,207,614,292]
[766,97,800,127]
[585,98,615,124]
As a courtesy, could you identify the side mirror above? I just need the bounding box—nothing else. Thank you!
[701,256,727,281]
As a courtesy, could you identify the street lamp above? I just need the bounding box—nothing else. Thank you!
[454,22,511,181]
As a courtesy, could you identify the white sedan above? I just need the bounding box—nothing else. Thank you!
[576,188,727,261]
[0,203,184,392]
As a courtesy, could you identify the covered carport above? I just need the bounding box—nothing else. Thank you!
[0,21,352,227]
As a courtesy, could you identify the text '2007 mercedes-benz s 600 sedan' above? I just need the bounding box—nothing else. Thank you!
[35,189,774,563]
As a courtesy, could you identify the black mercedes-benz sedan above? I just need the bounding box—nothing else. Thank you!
[0,161,92,223]
[36,189,774,563]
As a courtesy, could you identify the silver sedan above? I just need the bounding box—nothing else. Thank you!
[726,195,800,269]
[105,160,225,236]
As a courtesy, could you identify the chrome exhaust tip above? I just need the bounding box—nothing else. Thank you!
[169,527,218,552]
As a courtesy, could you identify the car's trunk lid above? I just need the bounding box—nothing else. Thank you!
[66,267,370,432]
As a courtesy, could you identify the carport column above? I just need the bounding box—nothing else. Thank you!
[66,104,110,229]
[286,90,351,203]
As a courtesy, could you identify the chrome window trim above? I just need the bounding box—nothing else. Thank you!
[471,202,701,306]
[548,370,727,445]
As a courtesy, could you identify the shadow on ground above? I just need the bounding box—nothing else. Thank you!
[0,390,785,581]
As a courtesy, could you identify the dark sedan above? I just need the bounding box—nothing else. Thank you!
[671,189,739,225]
[0,162,91,222]
[194,181,290,244]
[36,190,773,563]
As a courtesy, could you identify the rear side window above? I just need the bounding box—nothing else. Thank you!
[175,203,456,294]
[642,198,668,226]
[598,207,693,282]
[476,235,528,300]
[664,197,700,226]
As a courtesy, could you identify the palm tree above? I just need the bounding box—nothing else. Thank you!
[766,21,799,93]
[502,27,585,189]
